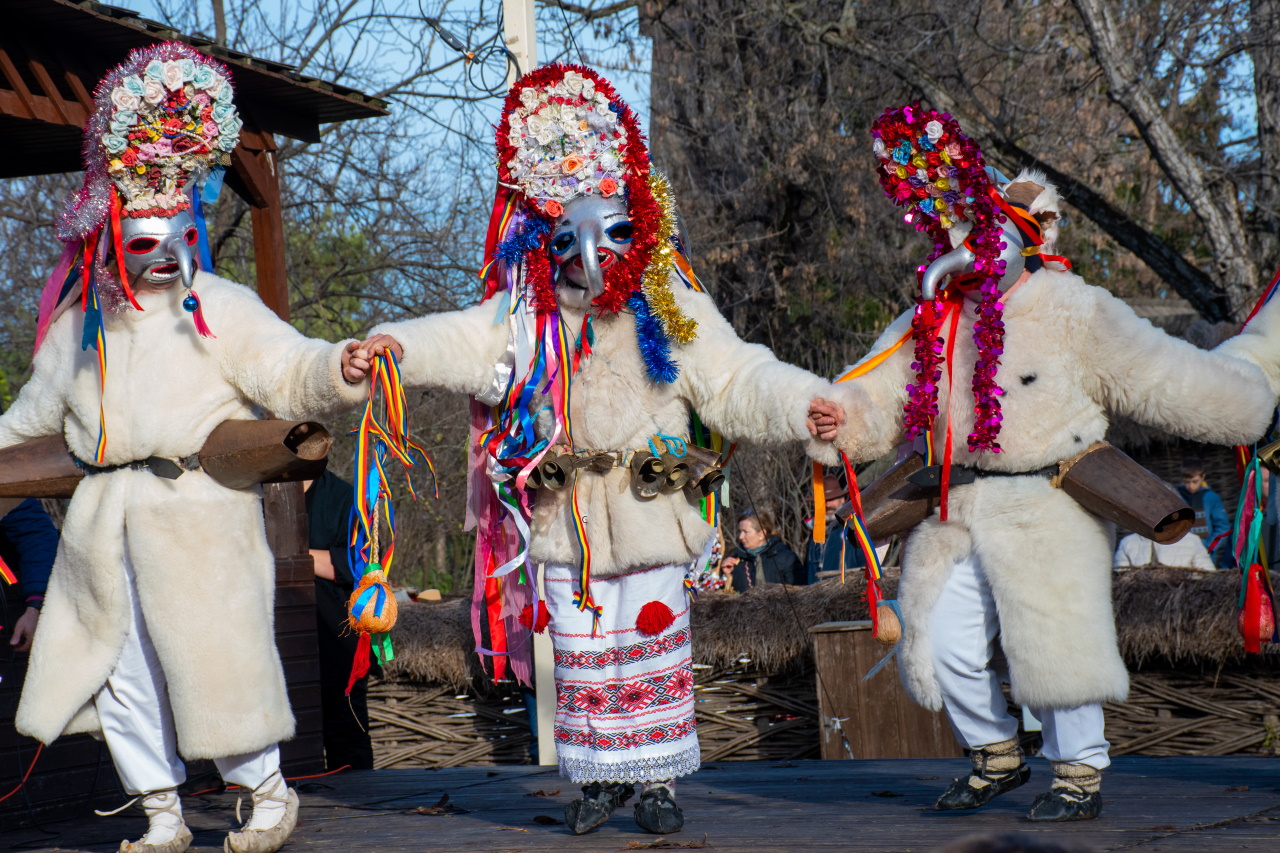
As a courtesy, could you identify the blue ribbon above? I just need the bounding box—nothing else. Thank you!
[190,185,214,273]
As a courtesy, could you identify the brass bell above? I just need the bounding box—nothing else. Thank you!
[528,454,573,491]
[660,455,692,492]
[1258,438,1280,476]
[681,444,725,497]
[630,451,666,498]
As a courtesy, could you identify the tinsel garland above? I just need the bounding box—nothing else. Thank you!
[629,293,679,383]
[495,216,550,267]
[640,174,698,345]
[872,104,1006,453]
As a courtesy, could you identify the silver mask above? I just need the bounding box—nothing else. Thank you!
[549,196,634,311]
[119,210,199,293]
[919,211,1031,302]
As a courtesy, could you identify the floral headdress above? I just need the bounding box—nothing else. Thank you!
[35,42,240,463]
[871,105,1008,454]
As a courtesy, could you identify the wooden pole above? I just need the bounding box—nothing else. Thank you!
[502,0,538,85]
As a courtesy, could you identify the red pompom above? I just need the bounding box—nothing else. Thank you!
[1239,563,1276,653]
[636,600,675,637]
[519,602,550,634]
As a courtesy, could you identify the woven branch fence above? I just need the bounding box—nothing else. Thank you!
[368,568,1280,769]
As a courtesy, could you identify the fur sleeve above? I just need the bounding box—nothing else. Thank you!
[672,287,847,462]
[0,315,72,448]
[1080,285,1273,445]
[370,297,510,396]
[828,309,913,463]
[1216,292,1280,398]
[205,275,367,421]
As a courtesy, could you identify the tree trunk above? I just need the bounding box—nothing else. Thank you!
[1252,0,1280,278]
[1073,0,1257,317]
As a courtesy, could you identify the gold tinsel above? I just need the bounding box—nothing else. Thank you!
[641,173,698,345]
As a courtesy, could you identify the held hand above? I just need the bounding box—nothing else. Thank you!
[9,606,38,653]
[342,335,405,384]
[807,397,846,441]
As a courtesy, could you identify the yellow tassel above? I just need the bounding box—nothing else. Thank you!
[642,173,699,346]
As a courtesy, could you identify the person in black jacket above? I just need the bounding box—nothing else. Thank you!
[305,472,375,771]
[724,509,804,592]
[2,499,60,653]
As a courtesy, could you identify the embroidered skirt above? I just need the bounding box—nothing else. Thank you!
[545,562,700,784]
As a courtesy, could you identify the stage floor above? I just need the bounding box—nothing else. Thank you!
[2,756,1278,852]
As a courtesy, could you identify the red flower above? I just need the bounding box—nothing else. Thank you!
[119,148,138,167]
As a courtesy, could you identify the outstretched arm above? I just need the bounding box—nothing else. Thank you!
[1083,286,1273,445]
[209,277,367,421]
[366,296,511,396]
[674,287,861,464]
[1217,292,1280,399]
[825,309,915,464]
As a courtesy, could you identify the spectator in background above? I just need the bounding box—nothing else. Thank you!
[2,499,60,653]
[1113,530,1216,571]
[1178,457,1231,567]
[723,509,804,591]
[805,471,864,584]
[305,472,375,771]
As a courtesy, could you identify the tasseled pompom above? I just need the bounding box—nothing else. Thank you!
[519,602,550,633]
[636,600,675,636]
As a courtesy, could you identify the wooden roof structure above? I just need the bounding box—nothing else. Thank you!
[0,0,389,317]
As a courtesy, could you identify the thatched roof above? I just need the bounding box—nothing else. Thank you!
[381,568,1258,688]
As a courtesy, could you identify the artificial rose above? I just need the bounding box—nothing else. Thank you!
[109,114,134,135]
[203,120,219,139]
[520,87,540,109]
[137,142,159,161]
[111,86,141,112]
[144,79,166,105]
[599,176,618,196]
[562,71,585,95]
[507,128,523,147]
[211,100,235,124]
[561,155,586,174]
[193,65,217,89]
[178,58,197,81]
[215,79,233,102]
[594,102,611,116]
[102,134,127,154]
[120,148,139,167]
[545,199,563,217]
[162,61,185,91]
[525,112,551,137]
[925,120,944,142]
[218,116,242,148]
[559,104,578,124]
[873,137,887,157]
[152,138,174,156]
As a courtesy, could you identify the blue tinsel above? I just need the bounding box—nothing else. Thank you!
[629,293,680,384]
[495,217,551,266]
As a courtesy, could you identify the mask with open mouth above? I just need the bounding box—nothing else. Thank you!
[120,211,200,294]
[549,196,635,311]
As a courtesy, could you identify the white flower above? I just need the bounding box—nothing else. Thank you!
[111,86,141,112]
[178,58,196,81]
[595,102,611,116]
[559,104,578,124]
[143,61,165,83]
[144,79,165,105]
[162,61,185,91]
[925,120,944,142]
[525,112,551,137]
[872,138,887,157]
[520,87,539,109]
[507,128,523,147]
[916,168,929,181]
[561,71,585,95]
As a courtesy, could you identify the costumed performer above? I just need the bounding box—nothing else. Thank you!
[2,43,379,853]
[822,107,1274,821]
[360,64,850,836]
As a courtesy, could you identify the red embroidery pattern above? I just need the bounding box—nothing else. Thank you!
[555,627,691,670]
[557,670,695,715]
[555,718,697,751]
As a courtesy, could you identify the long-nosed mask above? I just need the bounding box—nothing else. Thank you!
[549,196,634,311]
[119,210,199,294]
[919,210,1036,303]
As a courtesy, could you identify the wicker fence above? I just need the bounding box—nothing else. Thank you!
[369,569,1280,769]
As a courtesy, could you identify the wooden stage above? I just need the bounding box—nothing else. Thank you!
[2,756,1278,852]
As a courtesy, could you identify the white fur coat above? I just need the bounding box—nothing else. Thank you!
[831,268,1273,710]
[3,272,364,758]
[373,281,836,576]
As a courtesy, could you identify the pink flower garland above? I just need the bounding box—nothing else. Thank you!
[871,104,1006,454]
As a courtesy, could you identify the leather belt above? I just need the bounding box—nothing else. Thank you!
[907,463,1057,488]
[76,454,202,480]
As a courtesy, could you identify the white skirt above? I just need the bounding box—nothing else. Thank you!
[544,561,701,784]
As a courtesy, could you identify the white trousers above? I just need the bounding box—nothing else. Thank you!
[95,545,280,795]
[929,552,1110,770]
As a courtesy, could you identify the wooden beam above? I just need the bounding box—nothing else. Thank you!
[229,130,290,321]
[27,56,82,127]
[0,48,45,122]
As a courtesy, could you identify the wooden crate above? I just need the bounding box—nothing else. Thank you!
[810,620,962,759]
